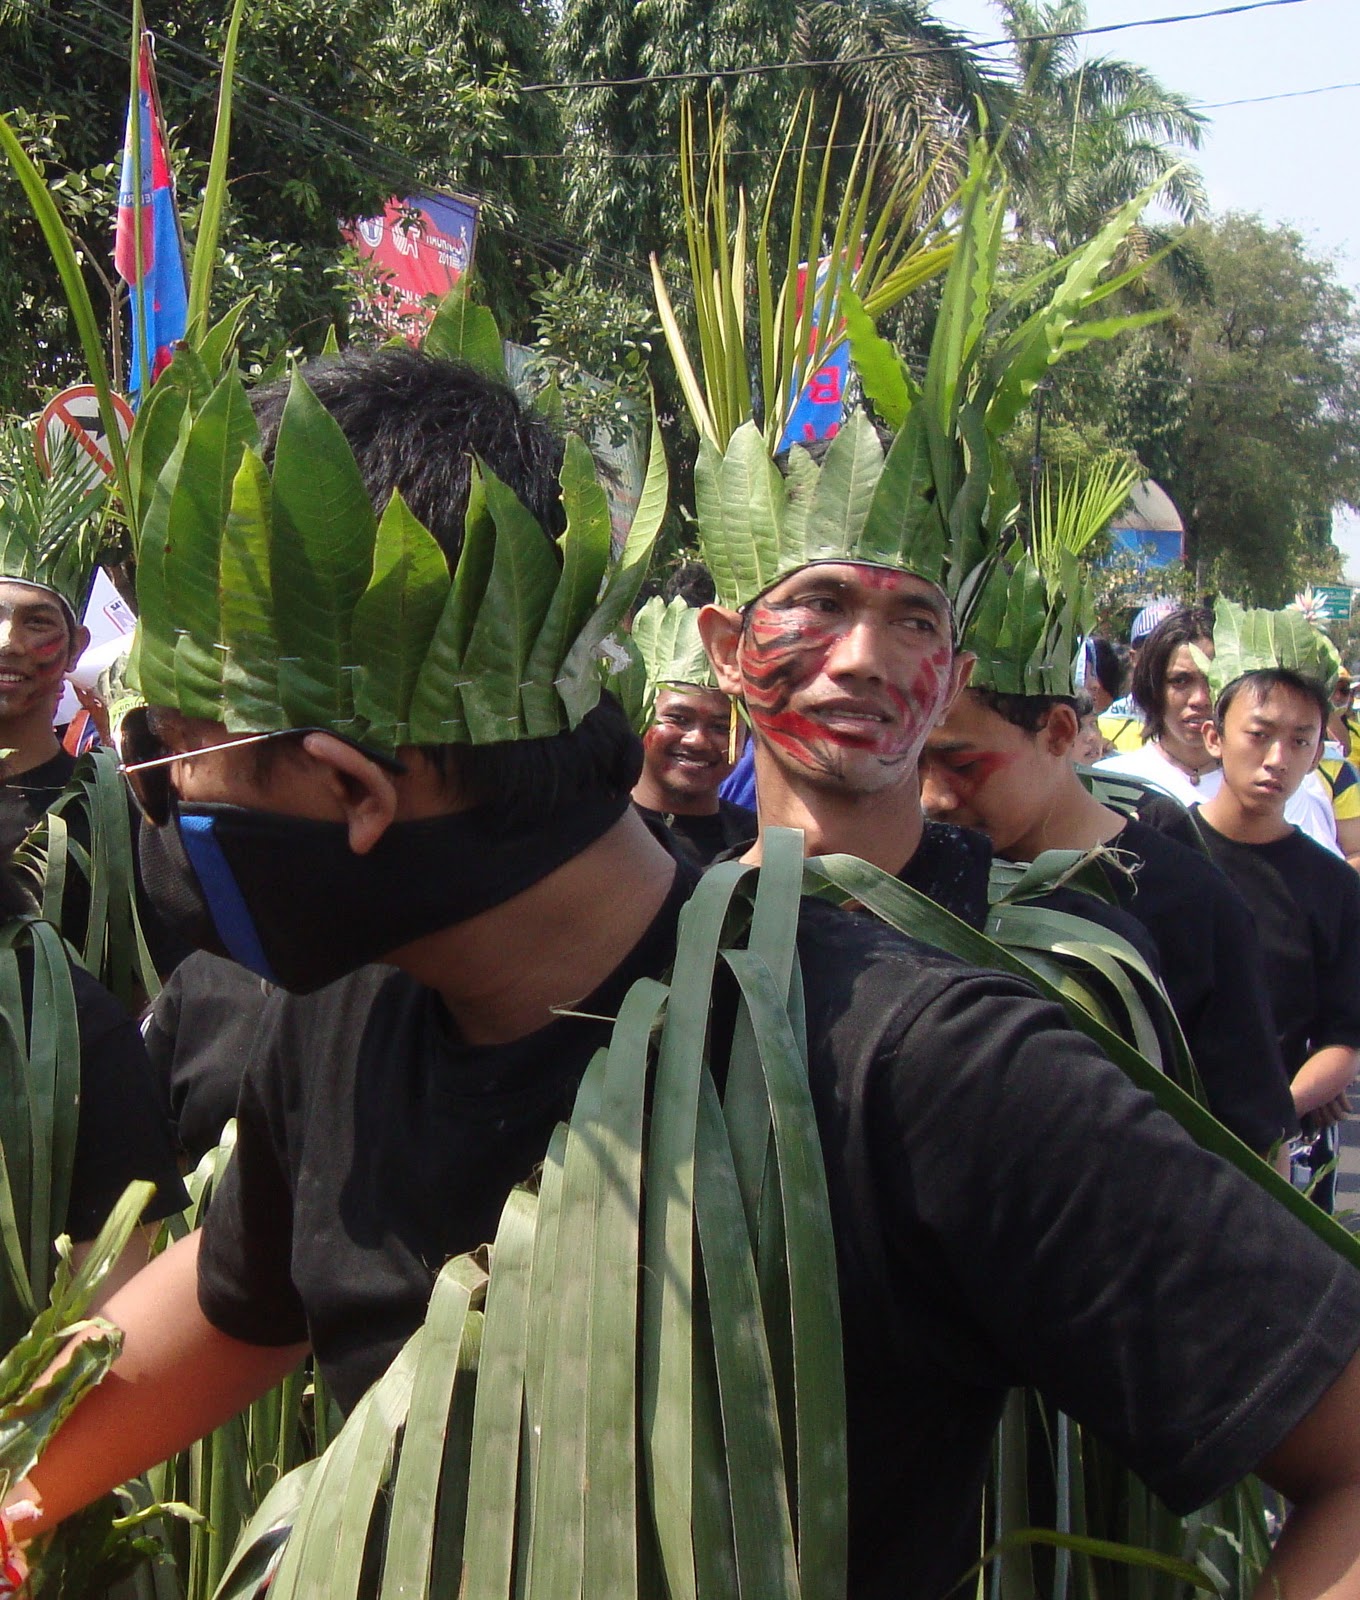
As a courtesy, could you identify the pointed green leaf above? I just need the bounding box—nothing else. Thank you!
[197,296,254,378]
[127,372,191,538]
[857,407,946,576]
[521,435,612,733]
[841,287,914,431]
[697,421,786,608]
[270,369,376,730]
[804,412,884,567]
[351,491,451,746]
[165,370,259,717]
[557,410,668,725]
[219,448,285,733]
[407,474,496,744]
[459,466,562,741]
[422,288,506,379]
[128,407,193,707]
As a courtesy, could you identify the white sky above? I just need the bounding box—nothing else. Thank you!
[931,0,1360,577]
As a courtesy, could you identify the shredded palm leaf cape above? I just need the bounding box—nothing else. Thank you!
[1197,598,1342,698]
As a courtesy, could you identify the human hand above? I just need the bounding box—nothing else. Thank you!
[1314,1092,1352,1129]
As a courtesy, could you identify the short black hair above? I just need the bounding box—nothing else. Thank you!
[1213,668,1329,740]
[250,347,567,560]
[971,687,1079,734]
[247,348,636,823]
[1085,636,1127,701]
[1131,607,1214,741]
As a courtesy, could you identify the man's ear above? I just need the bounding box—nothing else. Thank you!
[1202,719,1225,761]
[698,604,745,699]
[1041,702,1080,757]
[944,651,975,715]
[299,733,399,856]
[66,625,91,670]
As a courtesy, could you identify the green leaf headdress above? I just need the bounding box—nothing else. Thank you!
[658,125,1168,630]
[1197,598,1341,699]
[962,456,1136,694]
[123,333,667,751]
[0,420,108,624]
[619,593,734,745]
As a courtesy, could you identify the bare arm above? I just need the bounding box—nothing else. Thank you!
[9,1231,307,1536]
[1257,1347,1360,1599]
[1291,1046,1359,1119]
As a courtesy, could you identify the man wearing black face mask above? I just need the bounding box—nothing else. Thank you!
[14,345,1360,1600]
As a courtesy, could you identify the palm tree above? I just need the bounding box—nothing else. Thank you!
[992,0,1208,251]
[792,1,1012,211]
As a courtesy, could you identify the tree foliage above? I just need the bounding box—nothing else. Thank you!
[1157,214,1360,603]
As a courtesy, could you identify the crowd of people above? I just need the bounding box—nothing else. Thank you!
[0,348,1357,1596]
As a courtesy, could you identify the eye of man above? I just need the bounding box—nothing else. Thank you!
[1166,672,1199,691]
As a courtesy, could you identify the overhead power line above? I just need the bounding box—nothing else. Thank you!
[518,0,1311,94]
[1201,79,1360,109]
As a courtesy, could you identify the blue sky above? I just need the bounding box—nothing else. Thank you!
[931,0,1360,576]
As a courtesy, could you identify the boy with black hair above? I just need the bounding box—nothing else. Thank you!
[920,684,1296,1154]
[1195,667,1360,1209]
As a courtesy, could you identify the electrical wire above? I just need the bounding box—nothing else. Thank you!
[518,0,1312,93]
[1200,79,1360,108]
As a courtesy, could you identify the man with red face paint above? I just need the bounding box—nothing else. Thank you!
[699,561,1004,924]
[0,578,90,823]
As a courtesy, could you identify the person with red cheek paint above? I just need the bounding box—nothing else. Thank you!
[920,685,1296,1159]
[0,577,91,824]
[699,560,1003,924]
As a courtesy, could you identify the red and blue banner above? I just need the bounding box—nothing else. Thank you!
[777,257,850,452]
[115,35,188,397]
[343,193,479,341]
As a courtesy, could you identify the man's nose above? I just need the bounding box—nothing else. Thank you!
[825,617,887,679]
[0,617,18,654]
[921,769,956,815]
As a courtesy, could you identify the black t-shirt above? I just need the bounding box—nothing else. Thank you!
[197,874,1360,1600]
[8,750,77,826]
[899,820,993,930]
[631,799,756,868]
[59,961,188,1238]
[1191,815,1360,1079]
[143,952,275,1163]
[1098,818,1296,1150]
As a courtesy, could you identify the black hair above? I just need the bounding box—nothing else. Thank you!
[249,348,637,823]
[250,347,567,559]
[1085,636,1127,701]
[1130,607,1214,741]
[970,687,1079,734]
[663,561,716,607]
[1213,668,1329,740]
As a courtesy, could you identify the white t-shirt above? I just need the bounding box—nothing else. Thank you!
[1094,743,1342,857]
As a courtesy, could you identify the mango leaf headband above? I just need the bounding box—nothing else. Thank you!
[1197,598,1341,699]
[126,342,667,751]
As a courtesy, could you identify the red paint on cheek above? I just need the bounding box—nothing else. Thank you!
[30,637,66,671]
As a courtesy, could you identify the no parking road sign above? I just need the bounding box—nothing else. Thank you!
[35,385,135,487]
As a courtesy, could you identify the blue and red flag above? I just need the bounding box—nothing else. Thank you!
[115,35,188,397]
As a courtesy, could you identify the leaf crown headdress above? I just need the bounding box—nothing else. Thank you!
[0,420,107,623]
[961,457,1138,695]
[1197,598,1341,699]
[125,297,666,753]
[654,116,1166,647]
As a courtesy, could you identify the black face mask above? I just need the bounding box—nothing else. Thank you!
[138,792,631,994]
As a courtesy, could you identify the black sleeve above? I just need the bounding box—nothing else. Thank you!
[196,1033,309,1348]
[142,952,262,1164]
[65,965,189,1241]
[869,972,1360,1512]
